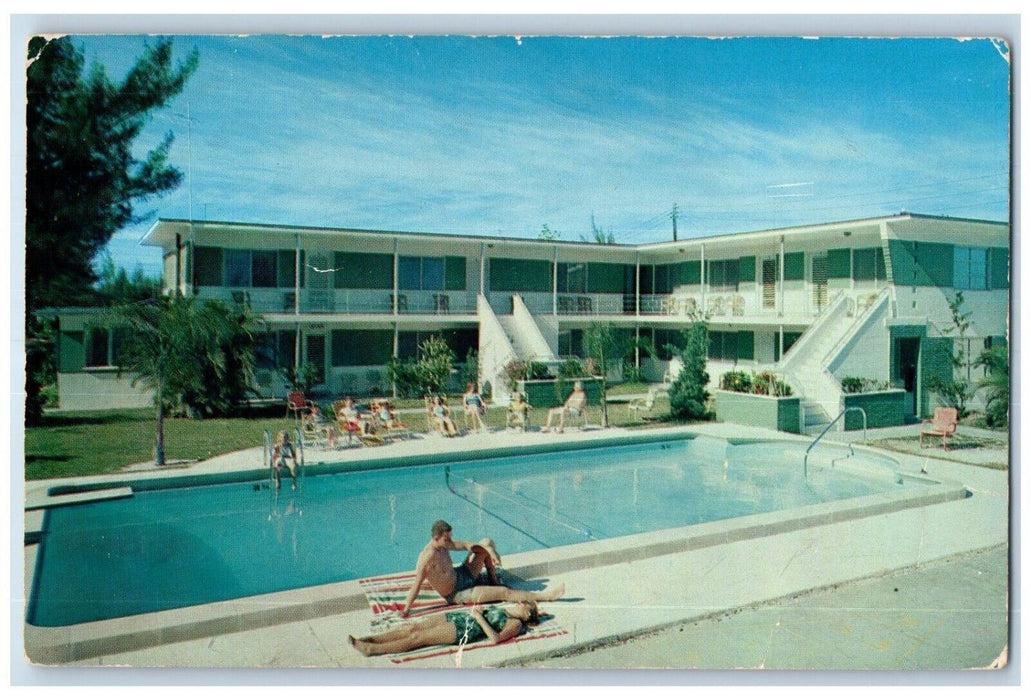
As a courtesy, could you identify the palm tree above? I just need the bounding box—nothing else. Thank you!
[111,295,257,465]
[976,344,1009,428]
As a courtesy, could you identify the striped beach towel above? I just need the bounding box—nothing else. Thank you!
[356,571,568,665]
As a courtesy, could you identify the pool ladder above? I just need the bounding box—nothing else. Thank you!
[803,407,866,480]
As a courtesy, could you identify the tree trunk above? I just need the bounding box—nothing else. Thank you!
[155,376,166,466]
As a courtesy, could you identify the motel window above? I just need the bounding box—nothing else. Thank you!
[225,250,251,287]
[557,263,587,294]
[399,256,446,291]
[85,328,110,367]
[852,248,887,283]
[643,328,680,361]
[84,327,128,368]
[707,259,740,292]
[558,329,584,358]
[331,329,394,366]
[396,329,478,362]
[251,251,278,288]
[194,246,223,287]
[954,246,988,290]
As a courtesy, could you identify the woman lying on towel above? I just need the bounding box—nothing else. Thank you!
[348,601,539,656]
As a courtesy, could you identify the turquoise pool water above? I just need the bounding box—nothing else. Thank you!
[28,436,907,627]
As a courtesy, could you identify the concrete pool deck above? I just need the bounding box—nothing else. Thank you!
[21,421,1011,671]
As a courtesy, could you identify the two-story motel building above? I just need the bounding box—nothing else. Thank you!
[48,212,1008,430]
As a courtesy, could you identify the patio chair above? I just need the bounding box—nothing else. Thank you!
[628,387,659,420]
[920,407,958,450]
[286,391,313,421]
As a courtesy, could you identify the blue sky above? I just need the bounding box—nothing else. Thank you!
[73,34,1011,276]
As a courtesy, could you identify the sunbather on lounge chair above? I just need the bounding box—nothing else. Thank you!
[463,383,488,432]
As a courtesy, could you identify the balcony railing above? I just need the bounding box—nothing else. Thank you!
[208,288,478,315]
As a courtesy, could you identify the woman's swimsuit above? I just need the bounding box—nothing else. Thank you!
[444,606,509,644]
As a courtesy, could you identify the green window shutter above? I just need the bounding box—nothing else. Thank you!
[922,242,954,288]
[682,260,701,285]
[737,331,754,360]
[876,247,887,280]
[334,252,393,289]
[989,247,1009,289]
[58,331,85,372]
[587,262,626,293]
[444,256,467,291]
[489,258,552,292]
[738,256,756,282]
[194,246,223,287]
[827,248,851,279]
[919,336,955,417]
[784,252,805,281]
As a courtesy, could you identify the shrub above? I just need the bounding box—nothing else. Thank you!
[503,359,552,392]
[840,376,892,394]
[667,322,711,421]
[719,370,792,397]
[719,370,752,393]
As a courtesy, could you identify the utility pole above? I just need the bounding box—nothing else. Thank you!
[670,203,679,242]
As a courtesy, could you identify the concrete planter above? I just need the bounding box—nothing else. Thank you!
[715,390,801,434]
[517,377,603,409]
[841,389,906,430]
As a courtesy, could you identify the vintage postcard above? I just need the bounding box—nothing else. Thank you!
[18,23,1012,676]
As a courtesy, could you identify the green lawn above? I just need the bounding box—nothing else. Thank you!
[24,408,299,481]
[25,393,674,481]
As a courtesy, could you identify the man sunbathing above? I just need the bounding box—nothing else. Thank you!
[401,520,564,616]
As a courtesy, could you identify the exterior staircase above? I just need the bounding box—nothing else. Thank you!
[781,288,892,434]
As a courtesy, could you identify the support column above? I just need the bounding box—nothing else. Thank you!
[779,236,786,316]
[552,246,559,315]
[392,238,399,315]
[294,233,301,315]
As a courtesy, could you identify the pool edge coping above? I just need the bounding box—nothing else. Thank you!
[23,462,969,665]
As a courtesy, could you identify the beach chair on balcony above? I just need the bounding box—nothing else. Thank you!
[920,407,958,450]
[731,295,745,316]
[706,296,726,316]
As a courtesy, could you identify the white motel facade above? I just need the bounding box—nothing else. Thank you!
[48,212,1009,429]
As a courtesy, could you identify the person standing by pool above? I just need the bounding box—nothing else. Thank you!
[401,520,564,617]
[350,601,540,656]
[541,380,587,433]
[462,382,488,432]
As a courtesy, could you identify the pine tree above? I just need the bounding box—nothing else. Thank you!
[25,36,198,424]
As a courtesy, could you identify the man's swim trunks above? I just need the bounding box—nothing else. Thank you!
[445,563,477,603]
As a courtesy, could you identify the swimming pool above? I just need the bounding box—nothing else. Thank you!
[28,435,914,628]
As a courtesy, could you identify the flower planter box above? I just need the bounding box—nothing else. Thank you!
[715,390,801,434]
[841,389,906,430]
[517,377,603,409]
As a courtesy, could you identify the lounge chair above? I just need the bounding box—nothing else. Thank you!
[920,407,958,450]
[333,399,362,446]
[628,387,659,420]
[506,395,531,431]
[286,391,313,421]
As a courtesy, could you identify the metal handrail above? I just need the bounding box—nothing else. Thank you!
[263,429,273,485]
[804,407,867,479]
[294,426,305,489]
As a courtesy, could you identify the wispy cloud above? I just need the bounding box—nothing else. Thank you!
[97,35,1010,271]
